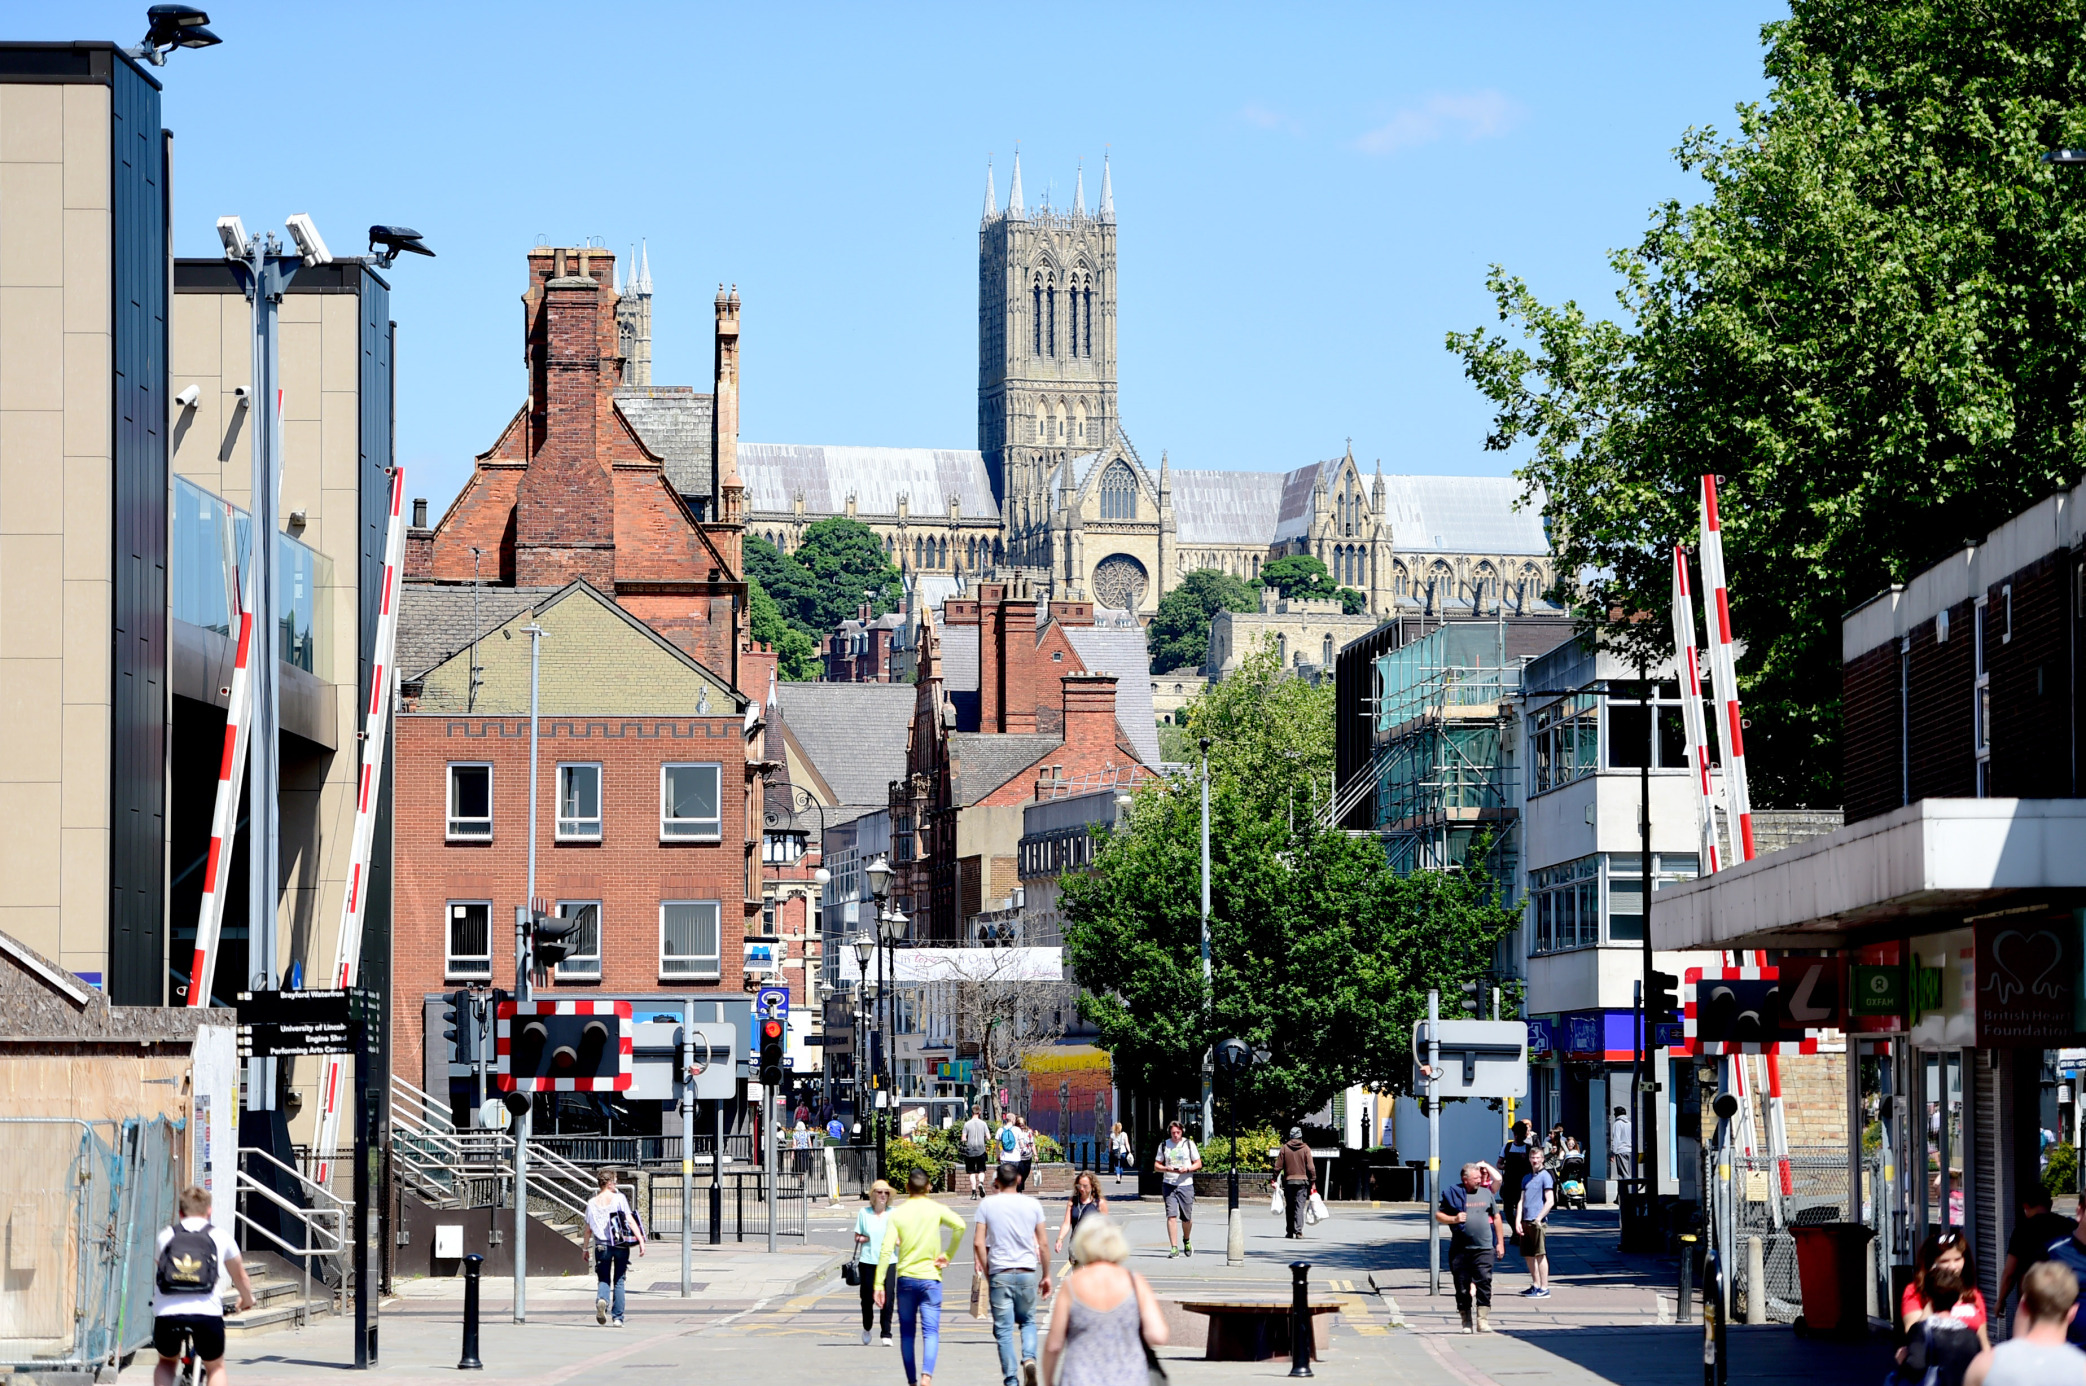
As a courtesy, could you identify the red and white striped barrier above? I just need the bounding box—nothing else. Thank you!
[187,498,255,1009]
[312,470,406,1187]
[1698,475,1755,862]
[1670,546,1721,875]
[494,1000,635,1092]
[1681,965,1819,1057]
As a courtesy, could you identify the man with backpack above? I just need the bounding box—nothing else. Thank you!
[962,1107,993,1198]
[153,1185,253,1386]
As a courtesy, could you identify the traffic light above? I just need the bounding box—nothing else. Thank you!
[757,1016,785,1087]
[495,1000,632,1092]
[1459,980,1481,1015]
[528,909,582,981]
[441,989,471,1064]
[1691,975,1804,1050]
[1648,970,1679,1019]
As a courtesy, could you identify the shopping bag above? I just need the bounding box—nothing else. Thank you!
[1268,1186,1285,1217]
[970,1273,989,1321]
[1307,1191,1330,1224]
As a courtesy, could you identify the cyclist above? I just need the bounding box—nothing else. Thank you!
[153,1184,253,1386]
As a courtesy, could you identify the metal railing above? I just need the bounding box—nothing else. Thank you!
[1704,1147,1861,1325]
[388,1076,592,1232]
[233,1145,348,1323]
[531,1133,757,1168]
[646,1171,810,1240]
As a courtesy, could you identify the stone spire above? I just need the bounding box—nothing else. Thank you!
[616,240,653,386]
[1008,150,1025,218]
[1372,457,1386,513]
[1098,154,1113,222]
[637,238,652,294]
[983,158,996,218]
[1074,160,1085,216]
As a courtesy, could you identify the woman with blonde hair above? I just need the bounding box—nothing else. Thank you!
[1041,1216,1168,1386]
[854,1180,896,1345]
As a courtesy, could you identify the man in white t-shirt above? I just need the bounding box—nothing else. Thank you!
[1155,1120,1202,1258]
[152,1185,253,1386]
[973,1163,1052,1386]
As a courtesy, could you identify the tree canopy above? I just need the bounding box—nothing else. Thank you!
[743,519,904,680]
[1259,555,1368,615]
[1448,0,2086,806]
[1144,569,1261,674]
[1061,642,1519,1130]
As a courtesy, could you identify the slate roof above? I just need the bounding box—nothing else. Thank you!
[1380,475,1549,555]
[939,621,981,693]
[1062,623,1163,767]
[774,683,916,806]
[739,444,1001,520]
[947,733,1062,806]
[617,388,714,500]
[1171,469,1289,544]
[397,584,561,679]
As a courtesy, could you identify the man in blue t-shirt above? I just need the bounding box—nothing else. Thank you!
[2043,1217,2086,1346]
[1514,1146,1557,1298]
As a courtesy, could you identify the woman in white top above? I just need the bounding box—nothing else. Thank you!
[584,1169,645,1327]
[1108,1124,1131,1182]
[854,1180,896,1345]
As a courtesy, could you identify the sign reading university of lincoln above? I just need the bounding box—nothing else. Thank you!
[1974,917,2077,1046]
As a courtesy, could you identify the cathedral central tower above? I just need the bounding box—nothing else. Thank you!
[978,154,1118,542]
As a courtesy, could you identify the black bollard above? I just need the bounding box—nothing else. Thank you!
[1677,1234,1696,1325]
[1288,1261,1313,1377]
[458,1254,484,1370]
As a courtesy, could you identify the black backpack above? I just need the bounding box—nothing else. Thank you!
[157,1222,220,1296]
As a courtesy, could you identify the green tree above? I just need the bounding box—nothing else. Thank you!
[1061,642,1519,1130]
[1448,1,2086,806]
[1259,555,1368,615]
[1144,569,1261,674]
[748,576,821,681]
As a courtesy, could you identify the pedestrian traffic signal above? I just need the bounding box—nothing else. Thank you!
[757,1016,785,1087]
[1459,980,1481,1015]
[529,910,581,978]
[442,989,471,1064]
[1648,970,1680,1019]
[495,1000,632,1092]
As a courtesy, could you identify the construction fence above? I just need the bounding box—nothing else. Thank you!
[0,1116,182,1373]
[1704,1146,1870,1325]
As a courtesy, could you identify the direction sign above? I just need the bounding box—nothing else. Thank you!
[1412,1018,1527,1098]
[1779,956,1845,1029]
[236,989,373,1058]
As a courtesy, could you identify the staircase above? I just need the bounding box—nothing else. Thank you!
[225,1145,350,1335]
[221,1257,331,1338]
[390,1076,592,1246]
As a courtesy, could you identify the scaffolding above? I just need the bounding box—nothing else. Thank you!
[1367,623,1523,878]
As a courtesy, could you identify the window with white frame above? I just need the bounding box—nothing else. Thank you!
[659,900,721,979]
[446,901,492,979]
[1975,598,1991,795]
[1529,857,1599,954]
[1604,853,1700,942]
[557,763,601,839]
[554,900,601,979]
[1603,682,1703,772]
[1529,695,1600,794]
[762,831,805,865]
[661,764,722,839]
[448,763,492,838]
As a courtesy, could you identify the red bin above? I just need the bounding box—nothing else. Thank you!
[1791,1222,1875,1336]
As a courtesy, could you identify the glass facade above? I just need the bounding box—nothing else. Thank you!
[171,475,332,680]
[1530,851,1702,954]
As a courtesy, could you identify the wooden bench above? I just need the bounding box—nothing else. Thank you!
[1175,1300,1339,1361]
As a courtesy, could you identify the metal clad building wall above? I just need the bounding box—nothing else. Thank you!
[107,56,168,1005]
[356,284,394,1077]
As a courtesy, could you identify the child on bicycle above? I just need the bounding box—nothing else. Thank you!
[153,1184,254,1386]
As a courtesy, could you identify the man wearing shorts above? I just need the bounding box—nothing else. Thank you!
[153,1185,254,1386]
[961,1108,993,1198]
[1514,1145,1556,1298]
[1156,1120,1201,1258]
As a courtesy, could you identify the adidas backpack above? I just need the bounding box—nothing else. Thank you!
[157,1222,220,1297]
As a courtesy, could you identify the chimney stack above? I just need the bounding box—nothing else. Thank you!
[1061,672,1120,754]
[514,246,618,588]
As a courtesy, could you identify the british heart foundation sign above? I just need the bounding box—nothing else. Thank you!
[1974,915,2078,1046]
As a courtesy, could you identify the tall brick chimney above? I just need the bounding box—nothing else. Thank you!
[514,246,619,588]
[710,284,745,572]
[1060,673,1120,755]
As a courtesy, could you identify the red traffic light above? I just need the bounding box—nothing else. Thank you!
[761,1018,783,1040]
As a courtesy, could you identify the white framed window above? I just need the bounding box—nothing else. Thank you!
[556,763,602,840]
[660,900,721,979]
[447,763,492,839]
[1975,598,1991,796]
[554,900,601,979]
[446,901,492,979]
[661,763,722,839]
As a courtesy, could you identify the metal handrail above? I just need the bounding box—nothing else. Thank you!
[232,1160,347,1324]
[243,1143,352,1215]
[385,1078,590,1224]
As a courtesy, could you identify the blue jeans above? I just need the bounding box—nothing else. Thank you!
[989,1270,1040,1386]
[894,1277,942,1384]
[594,1245,629,1320]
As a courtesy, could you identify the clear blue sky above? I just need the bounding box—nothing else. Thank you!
[36,2,1780,516]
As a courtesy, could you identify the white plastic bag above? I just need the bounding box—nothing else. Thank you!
[1268,1186,1285,1217]
[1307,1191,1330,1224]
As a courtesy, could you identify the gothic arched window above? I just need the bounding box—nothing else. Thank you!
[1032,278,1043,356]
[1046,275,1057,357]
[913,537,922,568]
[1323,634,1335,666]
[1395,563,1409,598]
[1074,401,1087,444]
[1100,462,1138,520]
[1084,280,1094,356]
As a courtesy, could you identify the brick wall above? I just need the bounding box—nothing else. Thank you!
[1842,642,1901,823]
[1987,552,2073,799]
[1909,607,1975,801]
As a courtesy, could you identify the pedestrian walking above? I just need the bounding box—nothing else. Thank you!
[793,1121,814,1175]
[1055,1171,1109,1269]
[875,1169,969,1386]
[855,1181,896,1346]
[1514,1146,1556,1298]
[974,1162,1053,1386]
[1907,1230,1992,1351]
[1276,1127,1316,1239]
[1966,1260,2086,1385]
[1499,1120,1534,1222]
[584,1169,646,1327]
[963,1108,994,1198]
[1999,1182,2077,1322]
[828,1114,849,1144]
[1154,1121,1202,1258]
[150,1184,253,1386]
[997,1113,1022,1169]
[1609,1107,1633,1185]
[1107,1123,1131,1182]
[1040,1216,1168,1386]
[1014,1116,1037,1191]
[1436,1161,1504,1333]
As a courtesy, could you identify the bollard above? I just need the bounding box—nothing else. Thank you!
[1677,1234,1696,1324]
[1288,1261,1313,1378]
[458,1254,484,1370]
[735,1176,745,1244]
[1745,1235,1765,1326]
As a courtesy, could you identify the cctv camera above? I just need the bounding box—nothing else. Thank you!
[231,385,249,403]
[216,215,247,260]
[175,385,200,409]
[284,213,332,267]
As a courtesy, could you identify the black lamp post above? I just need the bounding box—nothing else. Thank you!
[851,932,874,1134]
[1216,1037,1255,1266]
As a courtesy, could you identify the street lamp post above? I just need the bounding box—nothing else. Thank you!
[864,857,907,1171]
[1216,1038,1253,1266]
[1199,738,1214,1140]
[853,933,875,1134]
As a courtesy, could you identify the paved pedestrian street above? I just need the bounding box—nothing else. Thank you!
[133,1196,1898,1386]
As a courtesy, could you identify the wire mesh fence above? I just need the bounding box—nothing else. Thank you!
[1703,1147,1860,1325]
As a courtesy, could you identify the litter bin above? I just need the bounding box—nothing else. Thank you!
[1791,1222,1876,1336]
[1619,1185,1661,1253]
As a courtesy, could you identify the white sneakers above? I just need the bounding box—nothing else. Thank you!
[596,1298,608,1325]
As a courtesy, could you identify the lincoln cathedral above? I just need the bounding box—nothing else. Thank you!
[632,157,1555,621]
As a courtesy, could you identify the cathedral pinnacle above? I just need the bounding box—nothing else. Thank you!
[1075,160,1085,217]
[983,158,996,219]
[637,239,652,295]
[1099,153,1114,222]
[1008,149,1025,218]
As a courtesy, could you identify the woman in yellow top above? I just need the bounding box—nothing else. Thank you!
[874,1168,970,1386]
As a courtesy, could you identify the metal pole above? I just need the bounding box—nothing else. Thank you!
[681,1004,695,1296]
[711,1100,724,1245]
[458,1255,483,1369]
[514,622,543,1322]
[767,1081,778,1256]
[245,239,289,1111]
[1287,1261,1314,1377]
[1200,739,1213,1139]
[354,1006,374,1368]
[1226,1066,1243,1267]
[1640,668,1659,1205]
[1428,988,1441,1297]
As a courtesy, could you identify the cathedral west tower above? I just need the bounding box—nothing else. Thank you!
[979,154,1117,558]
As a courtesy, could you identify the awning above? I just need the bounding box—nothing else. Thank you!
[1651,798,2086,952]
